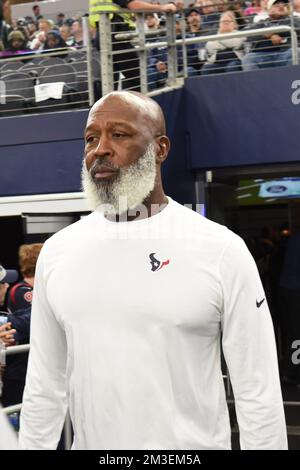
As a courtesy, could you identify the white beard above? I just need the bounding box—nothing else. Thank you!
[81,143,157,215]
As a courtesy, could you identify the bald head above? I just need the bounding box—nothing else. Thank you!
[89,91,166,137]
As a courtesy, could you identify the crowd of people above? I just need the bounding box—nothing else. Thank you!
[145,0,300,89]
[1,0,300,93]
[0,12,84,60]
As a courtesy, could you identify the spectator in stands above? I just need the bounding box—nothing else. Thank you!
[30,18,54,50]
[244,0,262,17]
[26,20,37,41]
[4,30,31,58]
[175,0,185,10]
[147,13,203,90]
[145,12,161,31]
[186,7,203,33]
[32,4,43,22]
[214,0,229,13]
[227,0,249,29]
[201,0,220,32]
[15,18,31,45]
[59,24,74,46]
[71,17,84,48]
[0,0,11,50]
[293,0,300,16]
[252,0,269,23]
[90,0,176,92]
[43,30,70,58]
[242,0,300,71]
[56,13,66,27]
[184,10,207,67]
[202,10,244,73]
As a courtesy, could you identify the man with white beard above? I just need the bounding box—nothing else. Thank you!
[19,91,287,450]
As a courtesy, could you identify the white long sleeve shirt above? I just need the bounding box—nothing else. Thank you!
[19,198,287,450]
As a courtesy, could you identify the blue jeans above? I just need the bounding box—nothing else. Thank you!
[241,48,299,71]
[201,60,242,75]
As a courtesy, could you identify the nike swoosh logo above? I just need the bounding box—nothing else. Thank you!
[256,298,265,308]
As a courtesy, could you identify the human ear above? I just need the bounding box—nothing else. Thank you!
[156,136,170,164]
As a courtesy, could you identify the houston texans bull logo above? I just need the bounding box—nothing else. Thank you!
[149,253,170,272]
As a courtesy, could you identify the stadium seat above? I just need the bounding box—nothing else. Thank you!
[39,57,67,67]
[0,61,23,74]
[1,72,35,100]
[39,64,77,90]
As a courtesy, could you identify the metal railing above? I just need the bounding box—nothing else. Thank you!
[99,10,299,95]
[5,344,30,356]
[1,10,300,115]
[0,16,96,117]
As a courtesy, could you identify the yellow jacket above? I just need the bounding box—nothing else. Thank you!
[89,0,135,29]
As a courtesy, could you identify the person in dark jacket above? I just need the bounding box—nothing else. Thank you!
[1,307,31,408]
[5,30,31,56]
[242,0,300,71]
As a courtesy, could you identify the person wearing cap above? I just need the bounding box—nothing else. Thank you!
[5,30,31,57]
[43,29,70,58]
[145,12,160,31]
[0,265,18,310]
[186,7,203,33]
[242,0,300,71]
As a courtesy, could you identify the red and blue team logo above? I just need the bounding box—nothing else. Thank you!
[149,253,170,272]
[24,290,33,303]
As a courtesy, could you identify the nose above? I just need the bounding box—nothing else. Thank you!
[93,135,113,160]
[86,135,113,170]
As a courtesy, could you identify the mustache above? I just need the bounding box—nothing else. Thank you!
[88,160,120,176]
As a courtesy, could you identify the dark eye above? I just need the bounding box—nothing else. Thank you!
[86,136,96,144]
[112,132,126,138]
